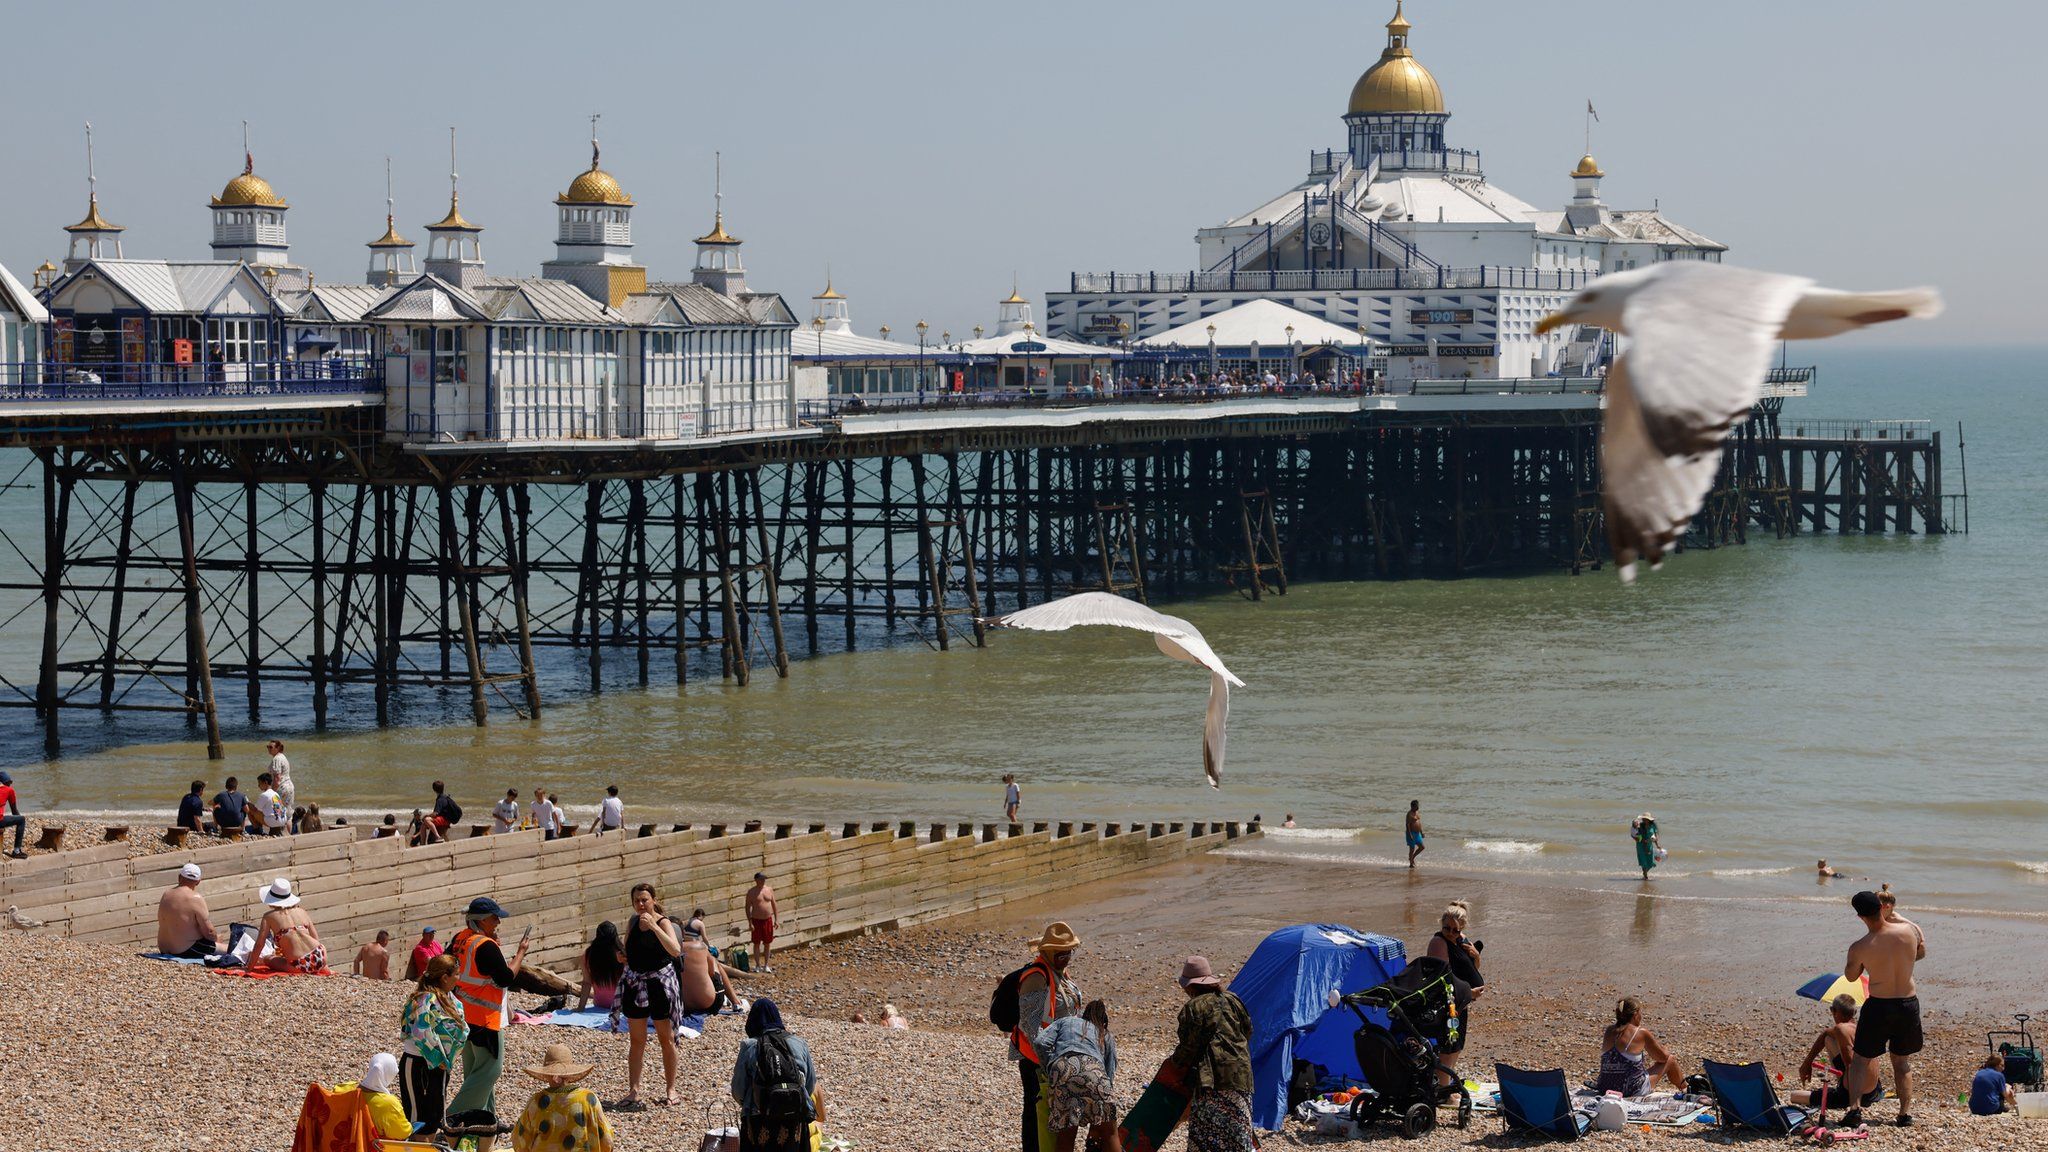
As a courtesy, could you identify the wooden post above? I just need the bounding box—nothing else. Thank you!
[747,467,790,677]
[629,479,650,685]
[505,485,541,716]
[98,477,138,709]
[37,452,71,753]
[309,480,329,727]
[439,486,488,727]
[170,451,223,759]
[672,473,690,686]
[580,480,604,692]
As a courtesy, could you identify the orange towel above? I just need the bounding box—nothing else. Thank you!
[292,1083,375,1152]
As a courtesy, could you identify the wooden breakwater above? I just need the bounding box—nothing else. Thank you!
[0,817,1256,969]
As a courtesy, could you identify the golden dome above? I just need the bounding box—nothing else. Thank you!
[211,159,288,208]
[1003,288,1028,305]
[65,196,124,233]
[814,279,844,300]
[1346,1,1445,116]
[368,216,413,248]
[558,164,633,206]
[696,212,740,245]
[1572,154,1605,178]
[427,196,482,232]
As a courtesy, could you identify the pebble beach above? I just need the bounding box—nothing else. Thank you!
[6,845,2044,1151]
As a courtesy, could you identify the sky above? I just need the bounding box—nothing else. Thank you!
[4,0,2042,345]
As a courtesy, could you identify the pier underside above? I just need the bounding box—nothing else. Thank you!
[0,402,1944,756]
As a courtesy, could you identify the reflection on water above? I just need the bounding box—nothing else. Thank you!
[0,349,2042,914]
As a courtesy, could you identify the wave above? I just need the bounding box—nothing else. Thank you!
[1706,866,1795,877]
[1223,847,1414,869]
[1464,839,1545,856]
[2010,861,2048,875]
[1265,827,1366,841]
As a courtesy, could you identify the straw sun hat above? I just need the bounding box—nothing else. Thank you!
[1029,921,1081,953]
[523,1042,595,1083]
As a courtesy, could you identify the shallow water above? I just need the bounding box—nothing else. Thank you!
[4,346,2042,916]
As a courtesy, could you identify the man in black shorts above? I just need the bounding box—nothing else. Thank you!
[1842,889,1924,1127]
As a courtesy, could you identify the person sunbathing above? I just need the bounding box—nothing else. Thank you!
[1596,997,1685,1096]
[248,877,326,973]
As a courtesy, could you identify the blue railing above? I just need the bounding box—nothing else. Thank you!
[0,361,377,403]
[1069,267,1596,294]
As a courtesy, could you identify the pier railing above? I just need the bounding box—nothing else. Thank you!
[1775,418,1932,442]
[0,360,376,403]
[796,375,1623,419]
[1069,266,1595,294]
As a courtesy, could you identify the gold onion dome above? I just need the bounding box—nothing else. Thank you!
[212,157,288,207]
[1003,288,1028,304]
[814,279,844,300]
[696,212,740,245]
[66,197,123,233]
[559,163,633,206]
[1573,154,1605,178]
[368,217,412,248]
[1347,1,1445,116]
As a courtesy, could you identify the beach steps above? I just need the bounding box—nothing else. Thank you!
[0,816,1256,971]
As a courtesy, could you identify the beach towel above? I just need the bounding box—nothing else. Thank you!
[291,1083,374,1152]
[140,952,211,965]
[215,964,336,979]
[1568,1089,1705,1126]
[521,1005,706,1038]
[1119,1055,1193,1152]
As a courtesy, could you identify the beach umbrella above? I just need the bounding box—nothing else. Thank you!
[1796,973,1869,1006]
[1534,264,1941,583]
[990,592,1244,788]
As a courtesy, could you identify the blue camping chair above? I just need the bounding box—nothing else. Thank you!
[1494,1064,1592,1140]
[1702,1058,1810,1133]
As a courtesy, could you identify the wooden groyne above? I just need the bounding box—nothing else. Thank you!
[0,817,1256,969]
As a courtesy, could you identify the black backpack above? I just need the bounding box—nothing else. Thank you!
[989,962,1036,1033]
[752,1030,809,1121]
[440,796,463,824]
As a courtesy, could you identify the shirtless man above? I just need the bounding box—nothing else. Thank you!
[156,863,218,958]
[353,929,392,979]
[1842,889,1924,1127]
[249,876,327,973]
[1405,801,1425,869]
[745,871,778,974]
[1792,994,1883,1110]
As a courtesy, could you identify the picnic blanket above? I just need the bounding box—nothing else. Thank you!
[215,964,337,979]
[141,952,211,966]
[1568,1088,1707,1126]
[516,1006,707,1039]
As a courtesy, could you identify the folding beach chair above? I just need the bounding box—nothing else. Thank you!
[1494,1064,1592,1140]
[290,1083,443,1152]
[1702,1058,1810,1133]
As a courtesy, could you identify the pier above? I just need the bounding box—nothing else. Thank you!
[0,370,1946,758]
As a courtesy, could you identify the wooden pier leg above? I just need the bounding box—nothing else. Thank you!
[438,485,488,727]
[390,487,421,706]
[37,452,71,752]
[170,451,223,760]
[800,461,823,655]
[879,457,899,626]
[948,455,986,647]
[433,480,453,682]
[730,470,754,656]
[580,480,604,693]
[372,487,390,725]
[708,473,748,685]
[912,458,949,652]
[671,473,690,686]
[98,476,138,709]
[502,485,541,716]
[629,479,651,686]
[310,479,328,728]
[748,466,790,676]
[839,459,856,649]
[1012,450,1032,609]
[244,480,262,719]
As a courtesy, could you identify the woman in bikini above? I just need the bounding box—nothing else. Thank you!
[249,876,326,973]
[1596,997,1685,1097]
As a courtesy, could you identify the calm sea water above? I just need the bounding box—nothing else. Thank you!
[4,346,2042,915]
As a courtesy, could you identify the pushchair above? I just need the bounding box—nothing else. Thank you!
[1338,956,1473,1138]
[1990,1013,2045,1092]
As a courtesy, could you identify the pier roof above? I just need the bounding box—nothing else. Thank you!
[366,273,489,322]
[287,284,390,325]
[472,277,623,325]
[0,262,47,324]
[51,260,277,316]
[632,282,770,328]
[1138,300,1369,349]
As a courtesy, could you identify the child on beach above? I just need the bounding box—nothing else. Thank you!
[1792,994,1882,1111]
[1971,1054,2016,1115]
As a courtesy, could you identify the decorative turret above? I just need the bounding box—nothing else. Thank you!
[210,123,292,266]
[1566,153,1606,229]
[1344,2,1450,167]
[691,152,746,296]
[812,274,850,334]
[542,116,647,307]
[366,158,417,287]
[423,128,486,289]
[63,124,124,272]
[995,281,1033,335]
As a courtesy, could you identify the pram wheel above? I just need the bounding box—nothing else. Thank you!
[1455,1090,1472,1129]
[1401,1102,1436,1138]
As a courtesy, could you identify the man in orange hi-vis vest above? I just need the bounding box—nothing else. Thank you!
[444,896,529,1145]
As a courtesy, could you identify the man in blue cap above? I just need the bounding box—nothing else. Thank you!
[0,771,24,858]
[444,895,529,1141]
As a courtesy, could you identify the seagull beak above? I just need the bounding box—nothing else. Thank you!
[1534,312,1570,336]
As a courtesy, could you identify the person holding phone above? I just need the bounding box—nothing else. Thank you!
[445,895,529,1143]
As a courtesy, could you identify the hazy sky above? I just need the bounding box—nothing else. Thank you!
[4,0,2041,344]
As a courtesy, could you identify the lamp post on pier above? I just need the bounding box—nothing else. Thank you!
[915,319,928,406]
[1207,323,1217,381]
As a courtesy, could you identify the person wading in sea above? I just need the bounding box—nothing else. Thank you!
[1405,801,1425,869]
[1842,889,1925,1128]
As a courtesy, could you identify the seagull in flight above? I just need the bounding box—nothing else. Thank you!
[1536,263,1941,582]
[991,592,1244,788]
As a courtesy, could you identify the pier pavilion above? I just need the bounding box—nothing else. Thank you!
[1045,1,1723,384]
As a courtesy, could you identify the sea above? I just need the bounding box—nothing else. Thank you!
[2,345,2042,920]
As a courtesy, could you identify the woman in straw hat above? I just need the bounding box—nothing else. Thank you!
[511,1043,613,1152]
[248,876,326,973]
[1011,922,1084,1152]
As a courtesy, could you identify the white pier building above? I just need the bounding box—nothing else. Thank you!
[1045,1,1722,384]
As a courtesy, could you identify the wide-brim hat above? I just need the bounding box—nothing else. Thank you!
[259,877,300,908]
[1029,921,1080,953]
[1178,955,1222,988]
[523,1042,595,1083]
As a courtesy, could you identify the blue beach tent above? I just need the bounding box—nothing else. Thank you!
[1228,923,1407,1130]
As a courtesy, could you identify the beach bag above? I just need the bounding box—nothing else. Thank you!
[989,962,1034,1033]
[442,798,463,824]
[753,1030,810,1123]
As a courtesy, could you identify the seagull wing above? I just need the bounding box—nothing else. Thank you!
[1779,286,1943,341]
[1621,263,1812,458]
[995,591,1244,787]
[1600,354,1726,583]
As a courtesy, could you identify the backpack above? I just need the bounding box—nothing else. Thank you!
[441,797,463,824]
[989,962,1036,1034]
[751,1031,809,1122]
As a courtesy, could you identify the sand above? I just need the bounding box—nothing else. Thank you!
[3,851,2044,1151]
